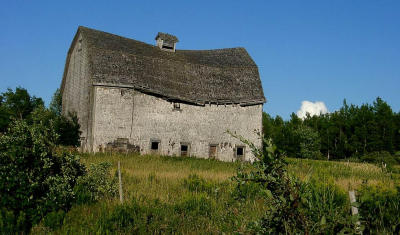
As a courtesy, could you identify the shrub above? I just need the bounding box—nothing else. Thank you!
[0,120,85,232]
[358,184,400,234]
[230,133,355,234]
[230,132,310,234]
[301,180,352,234]
[42,210,66,230]
[74,162,118,204]
[360,151,399,169]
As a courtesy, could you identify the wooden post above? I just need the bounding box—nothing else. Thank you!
[349,190,362,234]
[118,161,124,203]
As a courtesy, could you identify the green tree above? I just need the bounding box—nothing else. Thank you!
[49,88,62,116]
[0,87,44,132]
[293,125,321,159]
[49,89,81,146]
[1,87,43,120]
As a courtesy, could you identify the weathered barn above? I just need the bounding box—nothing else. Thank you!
[61,26,265,161]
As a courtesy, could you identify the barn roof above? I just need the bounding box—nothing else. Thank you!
[62,26,266,105]
[155,32,179,43]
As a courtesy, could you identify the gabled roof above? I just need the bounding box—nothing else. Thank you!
[155,32,179,43]
[61,26,266,105]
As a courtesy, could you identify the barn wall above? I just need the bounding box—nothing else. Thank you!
[61,33,91,150]
[92,86,263,161]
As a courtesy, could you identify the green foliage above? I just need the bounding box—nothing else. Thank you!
[49,88,62,116]
[360,151,400,167]
[0,119,85,233]
[0,87,44,132]
[263,97,400,160]
[183,174,217,195]
[358,184,400,234]
[301,180,351,234]
[48,88,81,146]
[293,125,322,159]
[42,210,66,230]
[74,162,118,204]
[231,133,358,234]
[0,87,81,147]
[96,195,215,234]
[230,132,310,233]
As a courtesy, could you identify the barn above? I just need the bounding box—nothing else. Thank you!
[61,26,265,161]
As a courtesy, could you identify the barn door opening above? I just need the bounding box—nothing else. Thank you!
[180,143,189,157]
[209,144,217,159]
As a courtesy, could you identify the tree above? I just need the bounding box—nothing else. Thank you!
[48,89,81,146]
[49,88,62,116]
[0,87,43,120]
[293,125,321,159]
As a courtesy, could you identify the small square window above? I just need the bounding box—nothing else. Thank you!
[151,141,160,151]
[173,102,181,110]
[236,146,245,158]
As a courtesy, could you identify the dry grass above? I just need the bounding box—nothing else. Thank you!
[31,153,399,234]
[287,158,399,190]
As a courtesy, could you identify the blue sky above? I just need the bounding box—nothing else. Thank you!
[1,1,399,119]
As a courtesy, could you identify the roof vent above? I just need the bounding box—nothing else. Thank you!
[155,32,179,52]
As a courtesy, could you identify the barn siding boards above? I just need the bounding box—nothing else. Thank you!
[61,33,91,150]
[92,86,262,161]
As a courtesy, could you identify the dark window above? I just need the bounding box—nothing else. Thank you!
[181,144,189,156]
[209,145,217,159]
[151,141,159,151]
[162,42,174,50]
[236,146,244,158]
[173,102,180,110]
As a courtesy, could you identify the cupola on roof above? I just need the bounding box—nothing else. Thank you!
[61,26,266,106]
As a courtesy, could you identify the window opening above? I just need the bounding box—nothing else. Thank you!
[181,144,189,156]
[173,102,181,110]
[236,146,245,158]
[209,145,217,159]
[151,141,159,151]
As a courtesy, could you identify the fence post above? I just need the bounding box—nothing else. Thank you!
[349,190,362,234]
[118,161,124,203]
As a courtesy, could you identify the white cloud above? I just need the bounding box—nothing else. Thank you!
[297,101,328,119]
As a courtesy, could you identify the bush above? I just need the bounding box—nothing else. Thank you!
[74,162,118,204]
[360,151,399,167]
[42,210,66,230]
[230,133,310,234]
[230,133,356,234]
[358,184,400,234]
[99,204,138,233]
[0,120,85,232]
[301,180,352,234]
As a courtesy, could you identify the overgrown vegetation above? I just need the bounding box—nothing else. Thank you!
[0,87,116,232]
[0,119,85,233]
[21,152,398,234]
[0,87,81,146]
[1,87,399,233]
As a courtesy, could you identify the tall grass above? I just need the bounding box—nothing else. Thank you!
[30,153,399,234]
[287,158,399,190]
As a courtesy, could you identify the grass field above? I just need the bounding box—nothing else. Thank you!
[32,153,400,234]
